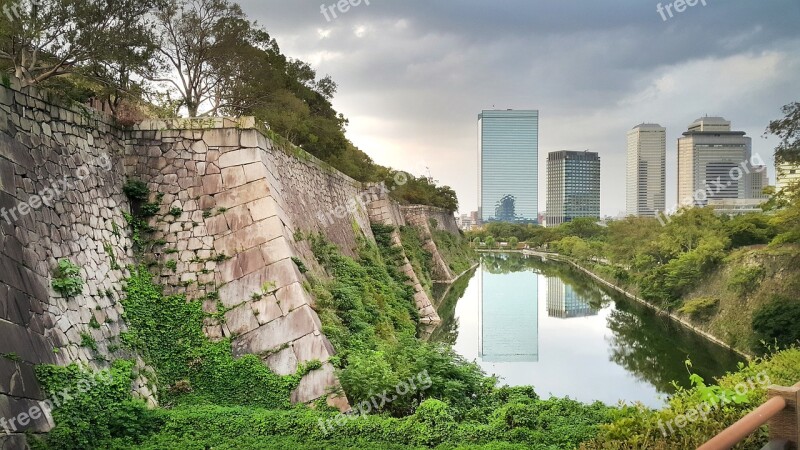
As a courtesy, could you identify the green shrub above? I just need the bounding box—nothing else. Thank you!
[728,265,765,296]
[752,296,800,351]
[30,361,164,450]
[120,266,301,407]
[52,259,83,297]
[678,296,719,319]
[122,179,150,202]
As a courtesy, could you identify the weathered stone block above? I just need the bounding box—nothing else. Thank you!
[264,346,298,376]
[292,333,335,364]
[251,297,282,325]
[224,304,260,336]
[276,282,313,314]
[290,363,337,404]
[231,305,320,356]
[221,166,247,189]
[217,148,260,168]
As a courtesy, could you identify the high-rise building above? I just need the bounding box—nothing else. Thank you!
[478,110,539,224]
[777,162,800,192]
[546,150,600,227]
[626,124,666,217]
[677,117,752,207]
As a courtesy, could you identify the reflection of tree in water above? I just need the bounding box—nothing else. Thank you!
[606,298,744,394]
[426,269,476,345]
[435,252,744,394]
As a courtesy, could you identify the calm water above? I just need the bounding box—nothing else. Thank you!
[429,253,744,407]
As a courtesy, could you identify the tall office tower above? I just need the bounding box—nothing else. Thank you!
[777,162,800,192]
[677,117,752,207]
[626,124,666,217]
[546,150,600,228]
[478,110,539,224]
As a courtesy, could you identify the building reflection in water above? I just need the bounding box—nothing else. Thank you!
[546,276,599,319]
[478,263,539,362]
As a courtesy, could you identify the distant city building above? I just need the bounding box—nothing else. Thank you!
[546,277,598,319]
[546,150,601,228]
[677,117,752,207]
[626,124,666,217]
[707,198,768,216]
[777,161,800,192]
[458,214,474,231]
[478,110,539,224]
[748,166,770,199]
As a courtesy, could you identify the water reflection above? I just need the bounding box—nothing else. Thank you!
[479,263,539,362]
[546,277,599,319]
[431,252,744,406]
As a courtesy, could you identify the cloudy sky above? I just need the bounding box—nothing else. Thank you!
[239,0,800,216]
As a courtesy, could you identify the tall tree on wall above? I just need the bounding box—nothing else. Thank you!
[0,0,161,91]
[153,0,275,117]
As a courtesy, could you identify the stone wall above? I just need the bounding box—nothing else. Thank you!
[0,76,464,446]
[123,119,353,411]
[0,78,155,447]
[401,205,461,282]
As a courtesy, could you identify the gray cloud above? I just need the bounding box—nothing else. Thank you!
[239,0,800,215]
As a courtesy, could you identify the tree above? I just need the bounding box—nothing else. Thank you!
[485,237,495,249]
[154,0,268,116]
[768,101,800,165]
[0,0,161,87]
[508,237,519,249]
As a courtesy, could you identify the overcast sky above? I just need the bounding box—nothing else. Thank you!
[238,0,800,216]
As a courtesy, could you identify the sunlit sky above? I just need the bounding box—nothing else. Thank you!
[240,0,800,215]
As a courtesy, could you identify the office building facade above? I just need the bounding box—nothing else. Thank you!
[546,151,600,227]
[777,162,800,192]
[478,110,539,223]
[677,117,752,207]
[626,124,666,217]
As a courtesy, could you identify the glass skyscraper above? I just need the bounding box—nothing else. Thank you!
[478,110,539,224]
[546,150,601,227]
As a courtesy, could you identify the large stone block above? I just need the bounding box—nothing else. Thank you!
[264,346,298,376]
[217,148,260,169]
[222,204,253,233]
[221,166,247,189]
[251,297,282,325]
[214,181,270,210]
[290,363,337,404]
[292,333,335,364]
[231,305,320,356]
[224,304,260,336]
[276,282,313,314]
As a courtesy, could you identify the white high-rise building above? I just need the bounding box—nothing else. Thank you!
[626,124,666,217]
[677,117,752,207]
[777,162,800,192]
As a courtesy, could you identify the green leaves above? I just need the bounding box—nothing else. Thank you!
[52,259,84,297]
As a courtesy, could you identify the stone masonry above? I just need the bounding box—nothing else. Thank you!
[0,77,156,447]
[0,75,465,447]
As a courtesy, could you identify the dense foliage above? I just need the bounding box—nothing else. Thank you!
[120,266,303,407]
